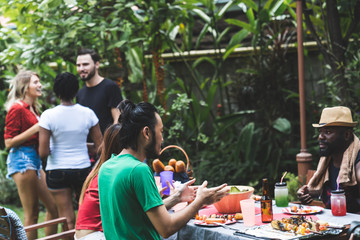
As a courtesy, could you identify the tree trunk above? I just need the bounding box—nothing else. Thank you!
[325,0,349,103]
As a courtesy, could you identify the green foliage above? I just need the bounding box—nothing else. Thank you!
[0,173,21,206]
[302,0,360,106]
[0,90,8,150]
[284,172,299,202]
[185,111,292,187]
[156,0,300,188]
[312,37,360,129]
[1,0,359,191]
[0,149,8,177]
[0,150,20,205]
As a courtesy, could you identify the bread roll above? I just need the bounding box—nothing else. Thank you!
[175,160,186,173]
[164,165,175,172]
[152,159,165,173]
[169,159,177,171]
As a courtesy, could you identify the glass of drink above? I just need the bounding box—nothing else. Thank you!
[240,199,255,226]
[331,189,346,216]
[160,171,173,195]
[274,182,288,207]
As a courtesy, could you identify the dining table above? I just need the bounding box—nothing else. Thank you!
[164,201,359,240]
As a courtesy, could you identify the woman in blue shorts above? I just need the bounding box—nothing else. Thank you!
[4,70,58,240]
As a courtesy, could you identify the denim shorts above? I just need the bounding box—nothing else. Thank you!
[46,167,92,198]
[6,145,42,179]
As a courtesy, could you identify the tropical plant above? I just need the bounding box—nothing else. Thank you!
[0,149,20,205]
[284,172,299,202]
[1,0,359,189]
[302,0,360,106]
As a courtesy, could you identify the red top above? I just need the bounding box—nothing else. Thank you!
[76,174,103,231]
[4,101,39,147]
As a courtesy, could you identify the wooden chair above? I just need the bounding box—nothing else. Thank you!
[24,217,75,240]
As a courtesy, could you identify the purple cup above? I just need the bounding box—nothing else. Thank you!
[160,171,173,195]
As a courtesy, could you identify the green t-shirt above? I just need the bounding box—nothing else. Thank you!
[99,154,163,240]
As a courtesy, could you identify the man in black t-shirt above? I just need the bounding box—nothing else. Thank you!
[76,49,123,158]
[76,48,123,134]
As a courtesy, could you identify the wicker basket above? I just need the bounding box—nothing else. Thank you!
[160,145,193,178]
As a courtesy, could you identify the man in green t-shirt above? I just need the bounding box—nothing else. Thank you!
[99,99,229,239]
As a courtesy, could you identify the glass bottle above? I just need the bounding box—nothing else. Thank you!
[331,189,346,216]
[274,182,288,207]
[261,178,273,223]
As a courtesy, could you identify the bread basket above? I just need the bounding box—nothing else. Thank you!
[159,145,193,179]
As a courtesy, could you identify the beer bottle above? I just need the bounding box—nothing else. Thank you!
[261,178,273,223]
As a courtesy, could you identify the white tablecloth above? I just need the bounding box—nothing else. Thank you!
[164,202,358,240]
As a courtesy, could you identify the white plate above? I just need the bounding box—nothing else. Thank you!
[282,206,324,215]
[194,219,237,227]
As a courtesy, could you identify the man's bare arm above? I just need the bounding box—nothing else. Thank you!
[111,107,120,124]
[147,181,228,238]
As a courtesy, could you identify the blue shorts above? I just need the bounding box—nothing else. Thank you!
[6,145,42,179]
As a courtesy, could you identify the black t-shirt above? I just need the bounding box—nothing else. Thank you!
[76,78,123,135]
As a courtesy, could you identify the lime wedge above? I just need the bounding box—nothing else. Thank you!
[230,186,241,193]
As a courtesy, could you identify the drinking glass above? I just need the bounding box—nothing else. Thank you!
[331,189,346,216]
[160,171,173,195]
[240,199,255,226]
[274,182,288,207]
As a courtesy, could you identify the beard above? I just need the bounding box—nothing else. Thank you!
[145,135,160,160]
[80,67,96,81]
[319,135,346,157]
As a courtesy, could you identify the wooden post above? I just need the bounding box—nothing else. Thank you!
[296,0,312,184]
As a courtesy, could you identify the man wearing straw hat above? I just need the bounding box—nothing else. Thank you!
[297,106,360,213]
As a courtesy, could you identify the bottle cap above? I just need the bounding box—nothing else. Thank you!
[275,182,287,187]
[331,189,345,194]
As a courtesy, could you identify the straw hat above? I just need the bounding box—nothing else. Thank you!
[312,106,357,128]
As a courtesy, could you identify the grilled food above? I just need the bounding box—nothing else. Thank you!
[270,216,328,235]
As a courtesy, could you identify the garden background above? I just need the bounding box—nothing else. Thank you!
[0,0,360,208]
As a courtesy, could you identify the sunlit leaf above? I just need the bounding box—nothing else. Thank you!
[192,8,211,24]
[226,19,254,33]
[107,40,127,50]
[192,57,216,68]
[273,118,291,134]
[64,0,76,6]
[216,0,234,19]
[241,0,258,12]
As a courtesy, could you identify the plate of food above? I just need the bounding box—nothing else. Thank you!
[241,216,344,239]
[194,218,237,227]
[282,206,323,215]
